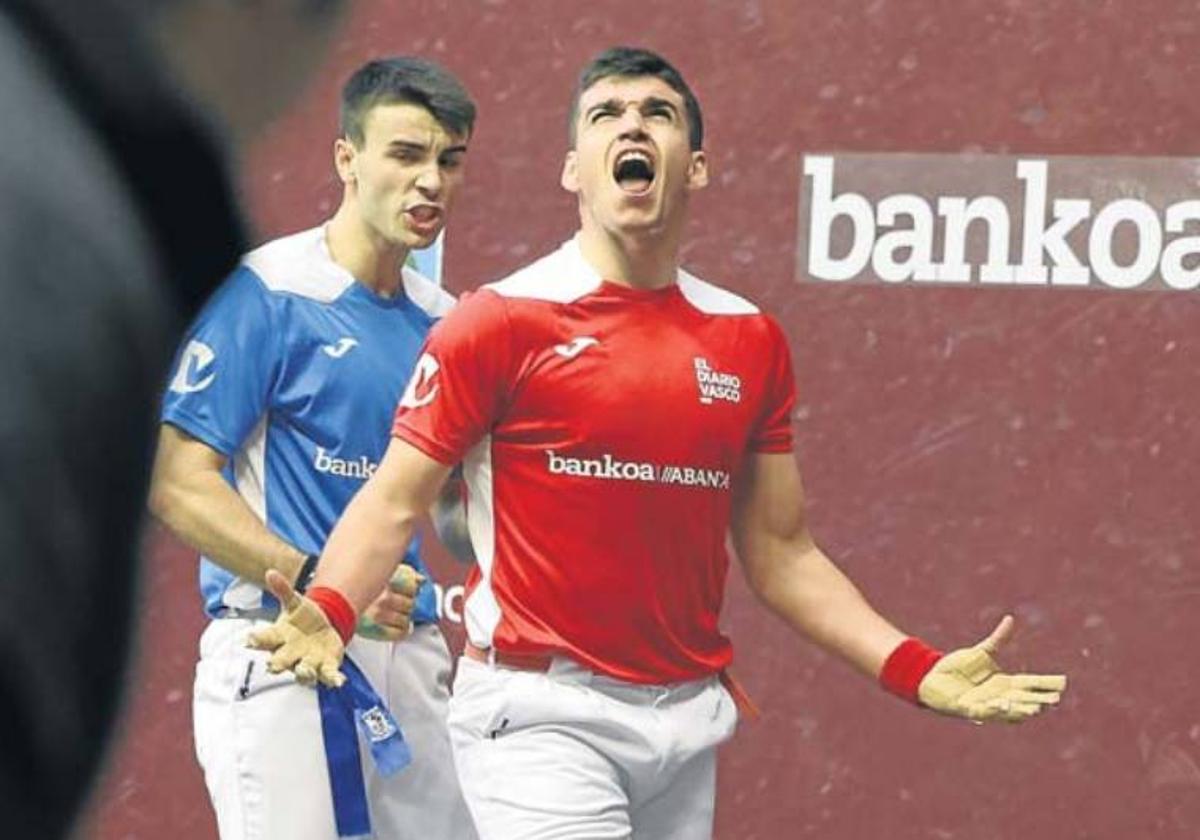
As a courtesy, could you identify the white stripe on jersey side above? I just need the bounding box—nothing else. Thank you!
[223,415,269,611]
[487,235,760,315]
[462,434,502,647]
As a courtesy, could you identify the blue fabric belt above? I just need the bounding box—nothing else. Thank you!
[411,574,438,625]
[317,655,411,838]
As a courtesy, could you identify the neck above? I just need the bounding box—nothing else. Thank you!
[325,200,407,297]
[576,220,682,290]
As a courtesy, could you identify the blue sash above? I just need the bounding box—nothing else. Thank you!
[316,655,412,837]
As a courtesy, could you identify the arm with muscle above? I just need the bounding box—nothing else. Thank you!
[148,423,307,586]
[310,437,452,610]
[732,452,1066,721]
[247,438,451,684]
[731,451,905,678]
[149,424,419,639]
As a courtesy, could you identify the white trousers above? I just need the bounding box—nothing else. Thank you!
[193,619,476,840]
[447,655,738,840]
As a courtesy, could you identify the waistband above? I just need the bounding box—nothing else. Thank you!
[463,642,760,720]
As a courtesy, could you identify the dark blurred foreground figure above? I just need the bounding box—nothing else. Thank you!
[0,0,345,836]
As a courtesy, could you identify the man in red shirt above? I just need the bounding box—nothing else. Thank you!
[251,47,1066,839]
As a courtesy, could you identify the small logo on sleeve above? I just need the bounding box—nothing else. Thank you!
[169,340,217,394]
[693,357,741,404]
[399,353,440,408]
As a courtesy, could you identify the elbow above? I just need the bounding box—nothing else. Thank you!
[390,502,429,540]
[732,534,776,600]
[744,561,784,607]
[358,487,424,542]
[733,528,820,605]
[146,474,184,526]
[146,477,169,521]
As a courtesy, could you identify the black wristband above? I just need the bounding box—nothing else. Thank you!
[294,553,320,594]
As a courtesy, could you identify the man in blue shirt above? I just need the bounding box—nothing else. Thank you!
[149,57,476,839]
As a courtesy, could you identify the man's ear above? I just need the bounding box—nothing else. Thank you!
[334,137,357,186]
[561,149,580,194]
[687,150,709,191]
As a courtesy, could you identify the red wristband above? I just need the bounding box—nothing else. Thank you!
[879,638,943,704]
[305,586,356,645]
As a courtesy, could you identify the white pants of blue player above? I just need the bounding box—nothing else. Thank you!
[193,619,476,839]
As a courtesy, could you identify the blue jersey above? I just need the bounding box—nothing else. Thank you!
[161,226,453,621]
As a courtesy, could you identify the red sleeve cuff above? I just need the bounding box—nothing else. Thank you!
[879,637,943,704]
[305,586,357,645]
[749,439,794,454]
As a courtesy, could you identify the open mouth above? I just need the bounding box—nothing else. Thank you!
[406,205,442,229]
[613,149,655,195]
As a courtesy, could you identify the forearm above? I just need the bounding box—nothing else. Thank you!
[311,478,421,613]
[746,536,906,679]
[149,469,307,586]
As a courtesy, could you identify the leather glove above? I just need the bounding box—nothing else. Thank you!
[918,615,1066,723]
[246,569,347,688]
[357,564,424,641]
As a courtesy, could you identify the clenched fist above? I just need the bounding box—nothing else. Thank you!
[357,564,425,641]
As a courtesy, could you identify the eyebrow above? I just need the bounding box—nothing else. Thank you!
[583,96,681,119]
[641,96,680,114]
[584,98,624,119]
[386,138,469,156]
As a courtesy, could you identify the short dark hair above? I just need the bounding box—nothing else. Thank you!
[568,47,703,151]
[340,57,476,146]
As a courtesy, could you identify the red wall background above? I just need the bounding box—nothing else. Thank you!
[83,2,1200,837]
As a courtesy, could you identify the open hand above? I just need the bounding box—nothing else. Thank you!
[918,615,1066,723]
[246,569,347,688]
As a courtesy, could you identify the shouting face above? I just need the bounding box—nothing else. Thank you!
[562,75,708,239]
[337,102,468,251]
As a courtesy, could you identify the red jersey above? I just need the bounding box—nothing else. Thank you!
[393,237,795,684]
